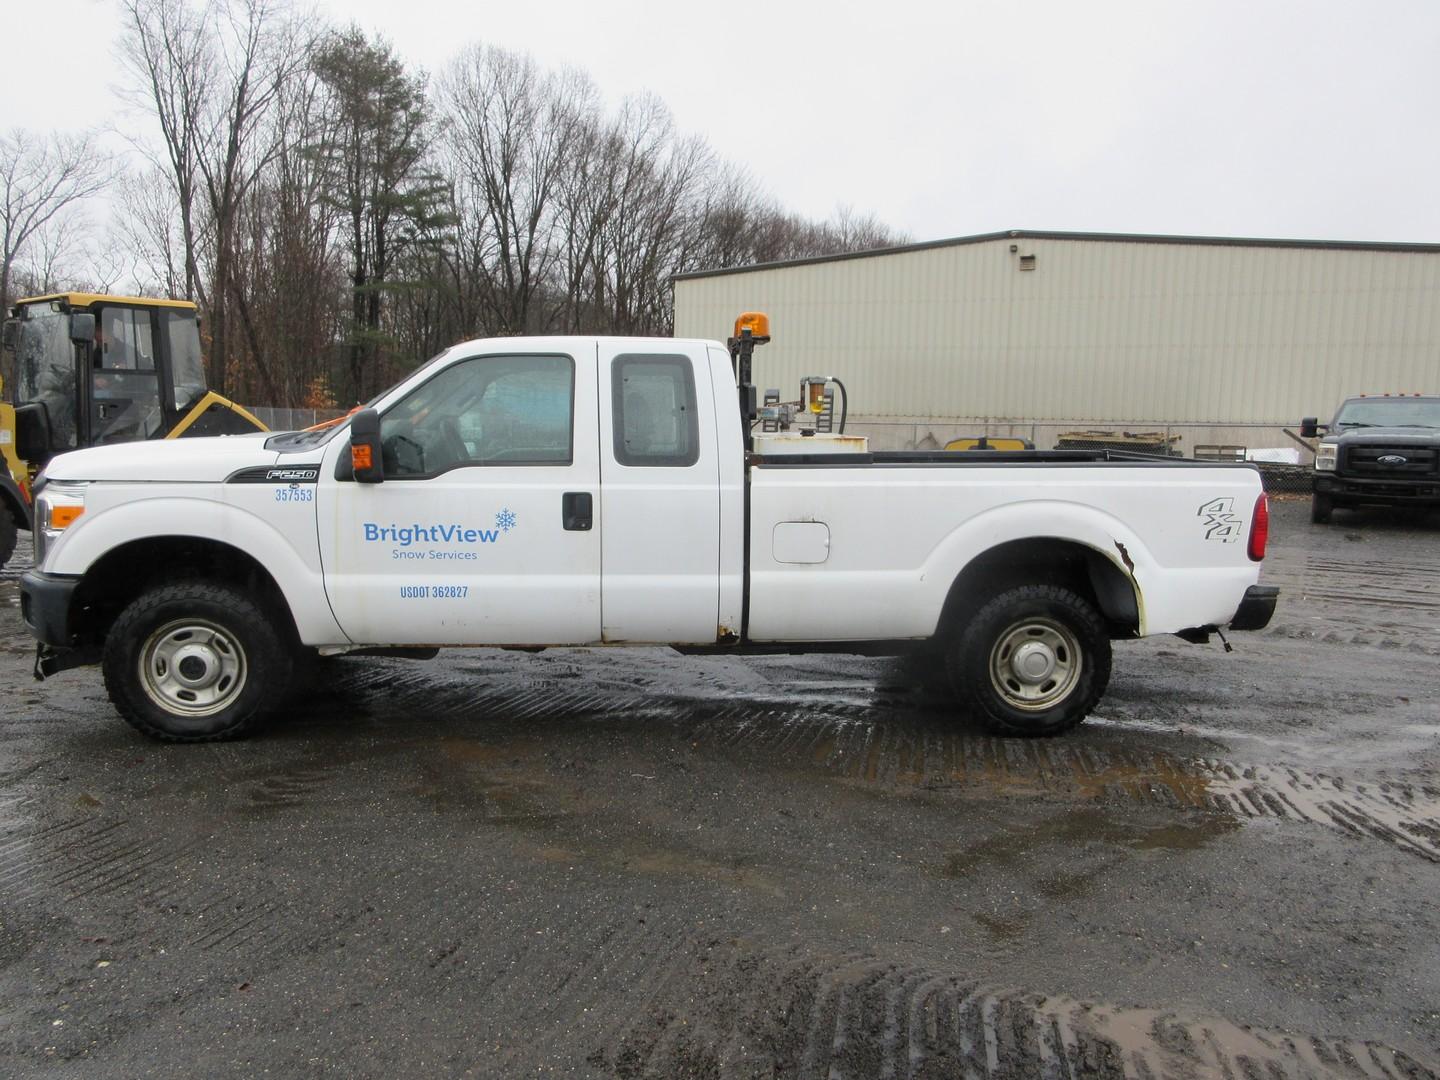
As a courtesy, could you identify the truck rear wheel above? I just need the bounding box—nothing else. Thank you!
[103,582,292,742]
[949,585,1111,737]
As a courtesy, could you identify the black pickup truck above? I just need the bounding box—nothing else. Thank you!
[1301,396,1440,523]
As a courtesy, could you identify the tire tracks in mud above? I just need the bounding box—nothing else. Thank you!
[688,708,1440,863]
[1263,620,1440,656]
[0,812,338,956]
[602,942,1437,1080]
[320,655,1440,865]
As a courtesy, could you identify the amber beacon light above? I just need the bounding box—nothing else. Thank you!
[732,312,771,343]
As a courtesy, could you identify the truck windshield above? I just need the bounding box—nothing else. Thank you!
[14,308,78,450]
[1334,399,1440,429]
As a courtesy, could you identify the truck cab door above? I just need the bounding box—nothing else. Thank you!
[597,343,722,643]
[316,344,601,646]
[88,305,165,446]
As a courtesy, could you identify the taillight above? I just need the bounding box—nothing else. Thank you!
[1248,492,1269,561]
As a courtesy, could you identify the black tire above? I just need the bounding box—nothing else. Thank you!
[948,584,1112,737]
[1311,493,1333,524]
[0,508,16,571]
[102,582,293,742]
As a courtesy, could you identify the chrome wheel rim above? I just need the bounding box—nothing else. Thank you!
[989,617,1082,711]
[138,618,248,717]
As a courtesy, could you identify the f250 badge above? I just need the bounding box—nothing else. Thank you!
[267,468,319,482]
[1197,497,1242,543]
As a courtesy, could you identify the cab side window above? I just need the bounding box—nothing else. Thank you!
[613,354,698,467]
[379,354,574,478]
[99,308,157,372]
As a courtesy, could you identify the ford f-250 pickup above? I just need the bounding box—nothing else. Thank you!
[20,314,1277,742]
[1301,395,1440,523]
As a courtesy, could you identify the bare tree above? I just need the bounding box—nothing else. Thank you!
[230,57,345,406]
[118,0,212,303]
[109,24,904,406]
[440,46,590,335]
[21,215,94,295]
[121,0,306,396]
[0,129,111,312]
[114,167,189,297]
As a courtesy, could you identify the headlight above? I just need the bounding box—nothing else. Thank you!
[35,481,88,565]
[1314,443,1337,472]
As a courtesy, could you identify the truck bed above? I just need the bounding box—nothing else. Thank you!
[752,449,1262,468]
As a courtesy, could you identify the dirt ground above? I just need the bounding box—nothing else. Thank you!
[1,498,1437,1079]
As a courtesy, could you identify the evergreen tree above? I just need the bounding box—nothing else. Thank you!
[312,27,449,402]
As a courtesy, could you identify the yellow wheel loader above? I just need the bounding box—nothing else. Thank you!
[0,293,267,571]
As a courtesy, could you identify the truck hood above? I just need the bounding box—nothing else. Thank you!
[1328,426,1440,446]
[40,433,280,483]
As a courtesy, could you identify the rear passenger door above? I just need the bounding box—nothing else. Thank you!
[597,344,721,643]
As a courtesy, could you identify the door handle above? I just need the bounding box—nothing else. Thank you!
[562,491,593,531]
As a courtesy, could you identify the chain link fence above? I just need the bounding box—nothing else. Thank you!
[244,406,346,431]
[845,420,1316,495]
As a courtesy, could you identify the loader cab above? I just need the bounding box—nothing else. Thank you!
[3,292,260,476]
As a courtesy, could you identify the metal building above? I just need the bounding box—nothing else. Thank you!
[672,230,1440,452]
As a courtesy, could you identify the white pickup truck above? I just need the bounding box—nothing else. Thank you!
[20,315,1277,742]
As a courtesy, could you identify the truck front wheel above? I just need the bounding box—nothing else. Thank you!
[1311,492,1334,524]
[949,585,1111,737]
[103,582,293,742]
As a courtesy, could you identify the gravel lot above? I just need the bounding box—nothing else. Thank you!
[1,498,1437,1078]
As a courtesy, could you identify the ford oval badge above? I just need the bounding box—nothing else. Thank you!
[1377,454,1408,465]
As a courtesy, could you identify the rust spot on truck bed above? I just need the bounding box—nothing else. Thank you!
[1114,540,1135,574]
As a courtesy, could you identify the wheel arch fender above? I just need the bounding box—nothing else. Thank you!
[923,501,1154,638]
[48,498,343,645]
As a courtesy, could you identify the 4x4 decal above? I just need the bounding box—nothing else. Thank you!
[1197,497,1242,542]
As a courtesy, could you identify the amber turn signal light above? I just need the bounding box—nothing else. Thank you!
[50,505,84,529]
[352,444,373,470]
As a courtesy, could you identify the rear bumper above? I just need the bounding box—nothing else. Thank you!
[1228,585,1279,632]
[1315,474,1440,505]
[20,570,79,647]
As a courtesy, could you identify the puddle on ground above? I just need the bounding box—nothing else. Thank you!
[942,808,1239,881]
[740,719,1440,862]
[971,911,1027,941]
[268,655,1440,863]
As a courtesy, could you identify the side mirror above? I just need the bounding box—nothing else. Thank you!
[14,402,53,462]
[1299,417,1319,439]
[349,407,384,483]
[1,318,16,350]
[69,313,95,345]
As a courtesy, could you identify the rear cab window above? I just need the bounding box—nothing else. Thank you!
[612,354,699,468]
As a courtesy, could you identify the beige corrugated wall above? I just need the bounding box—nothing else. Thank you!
[673,236,1440,424]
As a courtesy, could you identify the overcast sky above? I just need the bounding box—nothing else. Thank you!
[5,0,1440,247]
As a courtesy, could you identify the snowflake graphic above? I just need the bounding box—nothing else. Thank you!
[496,507,517,532]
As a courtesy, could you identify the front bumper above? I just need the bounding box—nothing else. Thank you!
[1315,474,1440,505]
[20,570,80,647]
[1228,585,1279,632]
